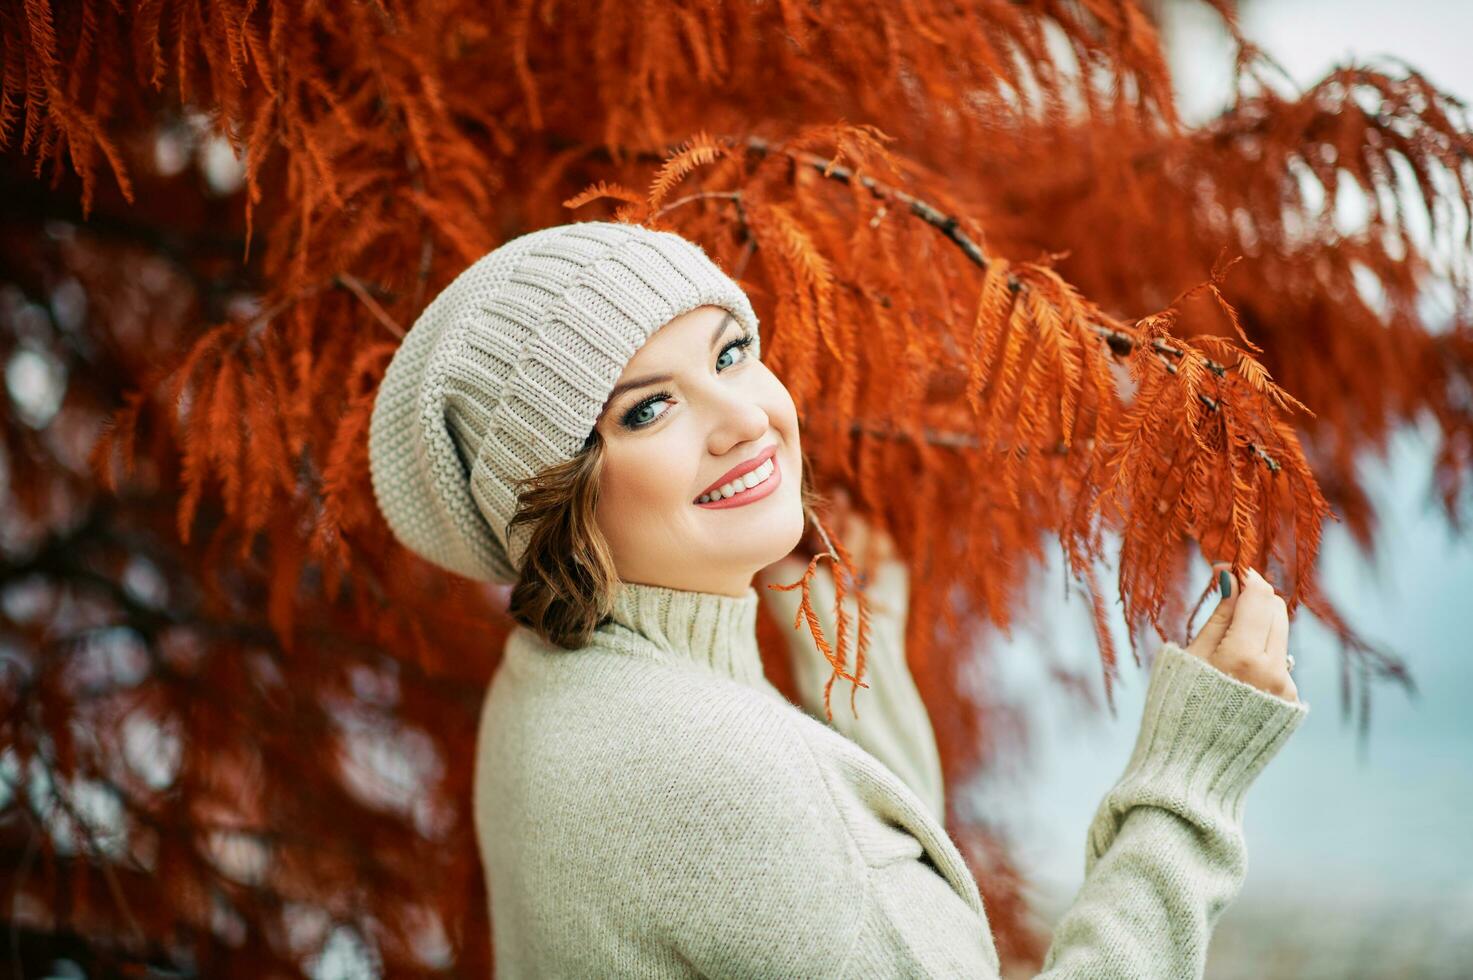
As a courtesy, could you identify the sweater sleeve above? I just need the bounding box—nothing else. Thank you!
[1035,641,1310,977]
[759,556,948,821]
[841,640,1310,977]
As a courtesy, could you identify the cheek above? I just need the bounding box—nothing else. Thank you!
[598,439,697,528]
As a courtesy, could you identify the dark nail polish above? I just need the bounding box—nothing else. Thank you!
[1219,569,1232,599]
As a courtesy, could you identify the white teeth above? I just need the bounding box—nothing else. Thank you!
[697,457,775,504]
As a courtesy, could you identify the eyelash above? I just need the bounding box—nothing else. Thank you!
[619,333,757,431]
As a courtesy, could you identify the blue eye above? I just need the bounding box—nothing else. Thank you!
[619,333,757,431]
[621,391,673,430]
[716,333,755,370]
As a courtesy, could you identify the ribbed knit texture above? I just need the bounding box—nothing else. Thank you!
[472,580,1310,978]
[367,221,761,583]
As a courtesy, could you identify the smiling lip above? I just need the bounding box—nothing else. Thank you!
[695,451,782,509]
[694,445,778,500]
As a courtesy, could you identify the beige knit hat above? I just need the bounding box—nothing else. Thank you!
[367,220,762,583]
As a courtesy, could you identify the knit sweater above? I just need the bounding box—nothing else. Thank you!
[472,579,1310,978]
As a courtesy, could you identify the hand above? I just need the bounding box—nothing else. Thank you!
[825,491,904,613]
[1184,563,1299,703]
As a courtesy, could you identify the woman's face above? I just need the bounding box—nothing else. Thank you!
[590,304,806,597]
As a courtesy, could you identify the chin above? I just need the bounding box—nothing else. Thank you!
[723,503,806,577]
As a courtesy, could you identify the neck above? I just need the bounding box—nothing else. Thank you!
[597,578,764,686]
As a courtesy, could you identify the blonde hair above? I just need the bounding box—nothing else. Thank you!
[505,429,829,650]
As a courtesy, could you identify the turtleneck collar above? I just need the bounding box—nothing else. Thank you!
[593,579,765,687]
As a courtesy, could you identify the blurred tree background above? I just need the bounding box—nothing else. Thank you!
[2,0,1470,975]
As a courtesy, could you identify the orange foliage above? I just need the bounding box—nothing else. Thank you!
[2,0,1469,974]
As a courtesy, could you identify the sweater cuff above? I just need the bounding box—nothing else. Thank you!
[1104,641,1310,827]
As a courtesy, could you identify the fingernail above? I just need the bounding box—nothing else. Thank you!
[1219,569,1232,599]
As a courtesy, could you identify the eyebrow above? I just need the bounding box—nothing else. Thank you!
[603,311,738,406]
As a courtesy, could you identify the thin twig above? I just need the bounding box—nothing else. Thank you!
[337,272,405,338]
[407,147,435,311]
[843,418,1080,454]
[653,190,742,219]
[836,420,1300,473]
[243,279,333,342]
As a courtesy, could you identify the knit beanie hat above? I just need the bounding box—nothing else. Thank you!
[367,220,763,584]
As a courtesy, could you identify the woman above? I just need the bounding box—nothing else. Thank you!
[367,220,1309,977]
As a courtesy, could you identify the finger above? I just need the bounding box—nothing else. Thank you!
[1218,566,1277,659]
[826,502,878,577]
[1264,593,1288,660]
[1187,562,1239,658]
[845,519,873,571]
[868,520,898,565]
[854,523,892,580]
[830,488,856,534]
[862,556,910,622]
[1280,677,1300,704]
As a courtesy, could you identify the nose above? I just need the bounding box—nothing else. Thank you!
[703,384,770,456]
